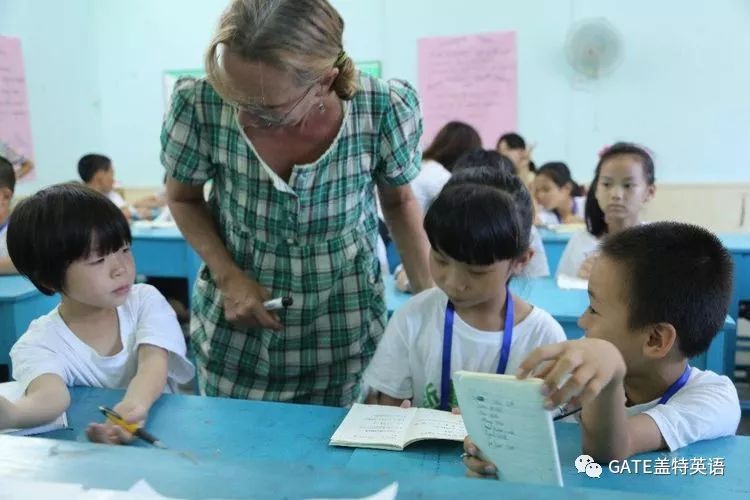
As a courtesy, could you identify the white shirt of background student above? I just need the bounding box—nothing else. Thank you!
[410,159,451,214]
[536,197,586,226]
[0,220,7,259]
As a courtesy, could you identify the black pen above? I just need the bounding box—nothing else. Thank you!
[553,406,582,421]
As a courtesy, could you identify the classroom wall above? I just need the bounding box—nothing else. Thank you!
[2,0,750,217]
[0,0,104,191]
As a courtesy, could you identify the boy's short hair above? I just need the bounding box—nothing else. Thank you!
[77,154,112,183]
[0,155,16,192]
[424,166,533,266]
[453,149,515,176]
[600,222,733,358]
[7,183,131,295]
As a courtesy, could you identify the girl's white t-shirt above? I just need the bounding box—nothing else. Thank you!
[11,284,195,392]
[363,287,566,408]
[556,230,600,278]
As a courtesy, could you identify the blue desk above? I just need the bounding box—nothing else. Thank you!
[538,228,572,275]
[719,233,750,321]
[130,226,202,306]
[538,229,750,321]
[0,276,59,379]
[384,276,734,376]
[2,387,747,498]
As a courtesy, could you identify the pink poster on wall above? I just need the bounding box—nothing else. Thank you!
[418,31,517,149]
[0,36,35,181]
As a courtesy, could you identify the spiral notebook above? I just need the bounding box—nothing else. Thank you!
[453,371,563,487]
[0,381,68,436]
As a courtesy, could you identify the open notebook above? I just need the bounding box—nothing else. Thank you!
[329,403,466,451]
[0,381,68,436]
[453,371,563,487]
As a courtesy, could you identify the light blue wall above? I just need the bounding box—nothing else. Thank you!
[2,0,749,195]
[0,0,104,194]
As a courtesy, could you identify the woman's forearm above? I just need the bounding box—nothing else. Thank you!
[380,186,432,292]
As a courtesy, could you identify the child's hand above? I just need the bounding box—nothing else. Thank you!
[577,252,599,279]
[0,395,18,430]
[86,400,148,445]
[517,339,626,410]
[395,268,412,293]
[462,437,498,479]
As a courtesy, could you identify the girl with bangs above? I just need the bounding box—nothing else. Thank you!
[0,184,193,444]
[363,168,565,410]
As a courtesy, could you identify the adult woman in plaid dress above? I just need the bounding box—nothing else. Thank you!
[161,0,432,405]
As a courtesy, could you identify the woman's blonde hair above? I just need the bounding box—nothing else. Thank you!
[206,0,358,103]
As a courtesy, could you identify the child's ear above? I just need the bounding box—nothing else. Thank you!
[644,184,656,204]
[511,249,534,276]
[643,322,677,359]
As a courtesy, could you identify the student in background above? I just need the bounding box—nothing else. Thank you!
[453,150,550,278]
[410,121,482,213]
[464,222,739,473]
[533,162,586,226]
[77,154,155,221]
[556,143,655,279]
[496,132,535,188]
[394,149,550,291]
[363,167,565,410]
[0,139,34,180]
[0,156,17,274]
[0,184,194,442]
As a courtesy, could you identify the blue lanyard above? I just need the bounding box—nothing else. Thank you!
[658,364,691,405]
[440,288,514,411]
[0,221,7,234]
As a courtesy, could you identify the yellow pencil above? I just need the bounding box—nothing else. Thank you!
[98,406,166,449]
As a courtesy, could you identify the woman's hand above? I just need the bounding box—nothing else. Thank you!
[220,270,283,330]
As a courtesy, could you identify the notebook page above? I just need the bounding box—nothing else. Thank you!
[330,404,414,449]
[404,408,467,446]
[556,274,589,290]
[453,371,563,486]
[0,381,68,436]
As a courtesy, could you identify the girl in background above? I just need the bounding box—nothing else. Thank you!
[533,162,586,226]
[556,143,656,279]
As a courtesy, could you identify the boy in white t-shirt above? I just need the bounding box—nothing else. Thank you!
[77,154,157,221]
[0,184,194,444]
[363,167,565,410]
[464,222,739,475]
[0,155,17,274]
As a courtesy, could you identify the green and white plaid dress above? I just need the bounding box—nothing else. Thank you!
[160,73,423,406]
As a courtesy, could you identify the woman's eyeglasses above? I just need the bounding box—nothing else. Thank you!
[237,83,317,128]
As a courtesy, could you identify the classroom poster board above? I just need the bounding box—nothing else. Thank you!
[417,31,517,148]
[0,36,35,181]
[356,61,381,78]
